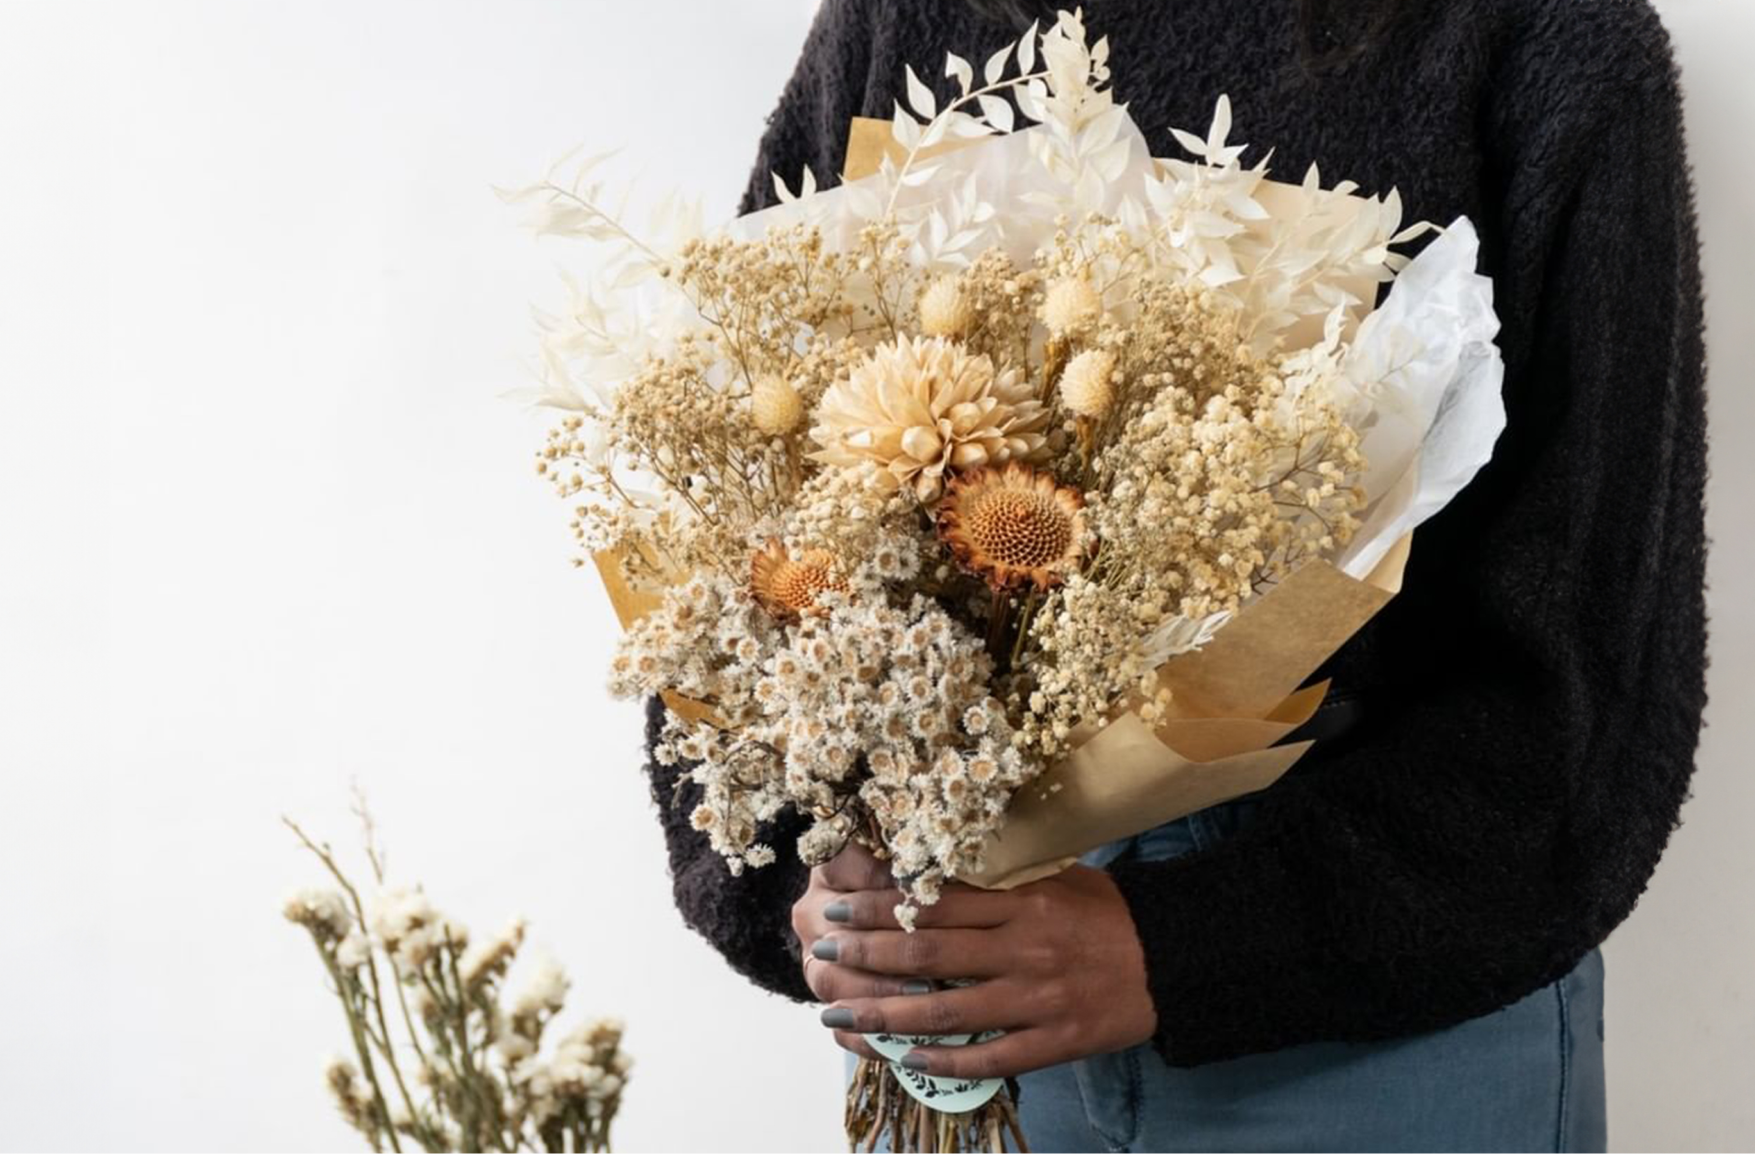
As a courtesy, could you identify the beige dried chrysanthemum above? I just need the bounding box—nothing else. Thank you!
[1042,276,1102,336]
[811,335,1050,503]
[937,463,1087,592]
[917,276,973,337]
[749,540,846,619]
[750,374,804,435]
[1059,349,1116,418]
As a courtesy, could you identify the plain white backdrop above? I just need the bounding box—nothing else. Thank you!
[0,1,1750,1150]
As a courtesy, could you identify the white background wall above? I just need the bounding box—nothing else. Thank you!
[0,1,1748,1150]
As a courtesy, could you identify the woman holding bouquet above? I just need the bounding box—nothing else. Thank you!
[643,0,1709,1149]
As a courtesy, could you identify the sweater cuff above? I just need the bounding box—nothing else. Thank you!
[1103,841,1306,1068]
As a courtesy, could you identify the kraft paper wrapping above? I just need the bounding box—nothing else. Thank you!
[964,538,1409,890]
[592,550,717,727]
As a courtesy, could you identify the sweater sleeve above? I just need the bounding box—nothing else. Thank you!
[735,0,876,216]
[638,1,876,1002]
[644,697,812,1001]
[1106,15,1710,1067]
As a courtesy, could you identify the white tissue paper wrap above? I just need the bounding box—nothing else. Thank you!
[1333,216,1507,579]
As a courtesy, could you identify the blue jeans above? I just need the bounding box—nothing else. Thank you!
[865,798,1609,1153]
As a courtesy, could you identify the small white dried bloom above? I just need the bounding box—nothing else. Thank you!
[496,1033,537,1063]
[460,916,527,988]
[369,885,454,973]
[1043,276,1102,336]
[917,276,973,337]
[513,954,570,1019]
[335,930,372,970]
[750,375,804,436]
[283,888,352,942]
[1059,349,1116,418]
[323,1056,373,1132]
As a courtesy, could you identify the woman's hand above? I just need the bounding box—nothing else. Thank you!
[791,844,1157,1079]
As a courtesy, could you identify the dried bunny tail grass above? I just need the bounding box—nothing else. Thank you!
[750,374,805,436]
[918,275,974,338]
[1042,274,1103,337]
[1059,348,1117,418]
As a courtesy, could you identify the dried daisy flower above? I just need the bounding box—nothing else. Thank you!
[750,374,805,436]
[938,463,1088,593]
[1059,348,1116,419]
[810,335,1050,503]
[917,275,973,337]
[1042,275,1102,336]
[750,539,846,619]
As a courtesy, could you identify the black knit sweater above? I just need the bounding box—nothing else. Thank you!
[643,0,1709,1068]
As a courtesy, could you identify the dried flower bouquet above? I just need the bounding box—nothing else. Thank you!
[507,8,1504,1150]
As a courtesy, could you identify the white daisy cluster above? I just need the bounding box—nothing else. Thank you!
[613,528,1040,922]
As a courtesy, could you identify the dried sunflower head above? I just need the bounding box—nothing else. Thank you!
[749,540,846,619]
[937,463,1088,593]
[810,335,1050,503]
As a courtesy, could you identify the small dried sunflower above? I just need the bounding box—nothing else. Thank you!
[749,540,846,619]
[937,464,1088,593]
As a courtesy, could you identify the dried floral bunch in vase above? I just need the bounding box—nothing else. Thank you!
[506,8,1503,1150]
[283,814,631,1153]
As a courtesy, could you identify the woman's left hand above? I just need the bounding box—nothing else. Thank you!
[812,864,1158,1079]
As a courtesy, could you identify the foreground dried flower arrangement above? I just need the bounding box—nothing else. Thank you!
[284,811,630,1152]
[512,10,1422,926]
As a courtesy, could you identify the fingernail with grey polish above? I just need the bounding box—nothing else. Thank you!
[902,979,933,996]
[820,1006,856,1029]
[824,900,852,924]
[811,938,840,962]
[901,1051,930,1072]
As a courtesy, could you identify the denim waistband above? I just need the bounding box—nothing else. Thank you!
[1079,792,1264,872]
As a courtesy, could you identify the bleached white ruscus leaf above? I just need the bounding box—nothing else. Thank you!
[773,165,819,205]
[1206,93,1233,158]
[948,110,996,139]
[905,64,937,120]
[945,52,973,95]
[891,100,923,150]
[984,43,1011,86]
[977,93,1016,133]
[921,116,953,150]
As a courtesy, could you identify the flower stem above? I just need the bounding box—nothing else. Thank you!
[985,590,1013,671]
